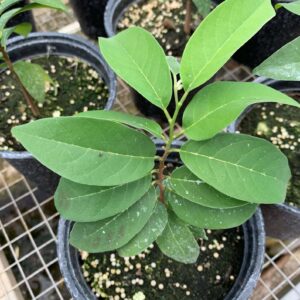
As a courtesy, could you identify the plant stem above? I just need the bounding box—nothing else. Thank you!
[157,78,190,203]
[184,0,192,35]
[0,46,40,117]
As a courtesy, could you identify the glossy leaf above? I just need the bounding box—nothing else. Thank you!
[99,27,172,109]
[0,0,22,15]
[254,37,300,81]
[55,175,152,222]
[183,81,300,141]
[168,192,257,229]
[14,61,51,103]
[180,133,291,204]
[77,110,163,138]
[156,212,199,264]
[166,56,180,75]
[118,202,168,257]
[12,117,156,186]
[69,187,157,253]
[276,1,300,16]
[180,0,275,91]
[170,166,247,208]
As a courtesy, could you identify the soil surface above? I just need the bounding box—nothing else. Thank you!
[81,227,244,300]
[0,55,109,151]
[117,0,209,56]
[238,95,300,208]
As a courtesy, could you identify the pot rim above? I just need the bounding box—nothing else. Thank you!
[0,32,117,160]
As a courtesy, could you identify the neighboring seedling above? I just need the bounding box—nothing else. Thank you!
[12,0,300,263]
[0,0,67,117]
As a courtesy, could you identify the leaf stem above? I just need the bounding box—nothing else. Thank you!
[0,46,40,117]
[184,0,192,35]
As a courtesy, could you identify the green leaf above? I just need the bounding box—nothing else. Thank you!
[254,37,300,81]
[168,192,257,229]
[166,56,180,75]
[12,22,32,36]
[0,0,22,15]
[30,0,67,11]
[183,81,300,141]
[180,0,275,91]
[99,27,172,109]
[0,7,20,33]
[12,117,156,186]
[156,212,199,264]
[77,110,163,138]
[276,1,300,16]
[118,202,168,257]
[55,175,152,222]
[69,187,157,253]
[170,166,247,208]
[14,61,51,103]
[180,133,291,204]
[189,226,208,240]
[192,0,212,17]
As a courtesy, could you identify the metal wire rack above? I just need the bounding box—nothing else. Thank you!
[0,3,300,300]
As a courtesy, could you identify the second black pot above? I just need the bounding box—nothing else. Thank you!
[0,33,117,199]
[229,78,300,240]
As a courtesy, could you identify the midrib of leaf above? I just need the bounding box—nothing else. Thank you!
[89,213,122,237]
[186,1,272,91]
[118,41,165,108]
[180,149,284,183]
[19,131,154,159]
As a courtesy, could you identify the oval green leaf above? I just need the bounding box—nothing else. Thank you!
[117,202,168,257]
[156,212,199,264]
[276,1,300,16]
[183,81,300,141]
[254,37,300,81]
[99,27,172,109]
[180,133,291,204]
[180,0,275,91]
[77,110,163,138]
[69,187,157,253]
[170,166,247,209]
[55,175,152,222]
[12,117,156,186]
[168,192,257,229]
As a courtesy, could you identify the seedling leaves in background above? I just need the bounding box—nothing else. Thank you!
[77,110,163,138]
[183,81,300,141]
[180,133,291,204]
[14,61,52,103]
[118,202,168,257]
[192,0,212,17]
[69,187,157,253]
[254,37,300,81]
[276,1,300,16]
[156,212,199,264]
[170,166,247,209]
[99,27,172,109]
[180,0,275,91]
[168,192,257,229]
[12,118,156,186]
[55,175,152,222]
[166,56,180,75]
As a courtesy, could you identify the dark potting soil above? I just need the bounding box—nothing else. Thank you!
[238,95,300,208]
[81,227,244,300]
[117,0,207,57]
[0,56,109,151]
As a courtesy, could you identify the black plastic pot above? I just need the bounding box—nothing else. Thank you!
[8,0,36,33]
[229,78,300,240]
[104,0,215,123]
[69,0,108,39]
[0,32,117,199]
[57,143,265,300]
[214,0,300,69]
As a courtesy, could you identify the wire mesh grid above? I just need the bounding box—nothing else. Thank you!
[1,3,300,300]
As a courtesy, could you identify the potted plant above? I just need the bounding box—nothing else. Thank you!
[69,0,109,40]
[0,0,117,197]
[12,0,300,298]
[233,34,300,240]
[104,0,215,122]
